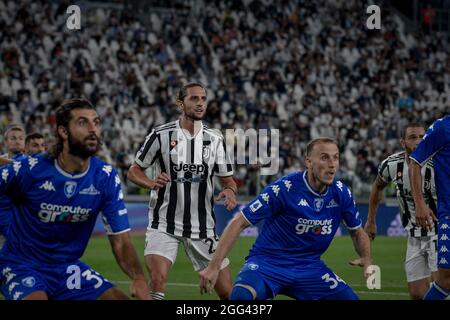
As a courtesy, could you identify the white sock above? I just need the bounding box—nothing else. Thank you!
[150,291,165,300]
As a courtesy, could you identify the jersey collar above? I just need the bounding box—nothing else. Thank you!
[54,159,91,179]
[303,171,329,197]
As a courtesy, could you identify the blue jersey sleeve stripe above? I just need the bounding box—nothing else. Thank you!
[240,210,254,226]
[106,227,131,235]
[346,223,362,230]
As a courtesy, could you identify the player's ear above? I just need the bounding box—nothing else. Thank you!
[176,99,184,111]
[400,138,405,149]
[57,126,69,140]
[304,156,312,169]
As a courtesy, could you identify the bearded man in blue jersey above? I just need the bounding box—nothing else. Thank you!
[199,137,372,300]
[0,99,150,300]
[409,115,450,300]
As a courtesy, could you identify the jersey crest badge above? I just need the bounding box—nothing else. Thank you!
[64,181,77,198]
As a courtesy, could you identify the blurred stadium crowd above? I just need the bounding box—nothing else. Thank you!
[0,0,448,196]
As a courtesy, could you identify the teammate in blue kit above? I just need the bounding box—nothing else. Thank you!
[199,137,372,300]
[409,115,450,300]
[0,125,26,250]
[0,99,150,300]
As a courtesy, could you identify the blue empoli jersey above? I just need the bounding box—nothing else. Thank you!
[0,154,130,263]
[0,154,24,235]
[241,171,362,263]
[410,115,450,218]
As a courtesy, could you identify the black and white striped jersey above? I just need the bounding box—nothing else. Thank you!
[134,120,233,239]
[378,151,437,237]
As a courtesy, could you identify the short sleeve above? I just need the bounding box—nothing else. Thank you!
[100,170,130,235]
[134,130,160,169]
[337,182,362,230]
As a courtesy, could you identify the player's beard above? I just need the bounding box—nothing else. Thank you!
[67,131,101,159]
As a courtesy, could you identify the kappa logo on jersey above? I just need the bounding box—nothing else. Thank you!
[79,184,100,195]
[102,165,112,177]
[283,180,292,191]
[295,217,333,235]
[271,185,280,197]
[298,199,309,207]
[28,157,38,170]
[261,193,270,204]
[8,282,19,293]
[439,257,448,265]
[64,181,77,198]
[313,198,324,212]
[13,291,23,300]
[39,180,56,192]
[21,276,36,288]
[2,168,8,182]
[13,161,21,176]
[249,200,263,212]
[441,234,449,241]
[441,224,449,230]
[38,202,92,223]
[440,245,449,253]
[172,162,206,175]
[336,181,343,192]
[326,199,339,208]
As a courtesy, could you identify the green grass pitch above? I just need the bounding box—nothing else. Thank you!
[81,235,409,300]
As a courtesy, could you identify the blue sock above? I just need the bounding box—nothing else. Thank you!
[423,282,449,300]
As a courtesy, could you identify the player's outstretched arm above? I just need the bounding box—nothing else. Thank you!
[108,232,151,300]
[0,157,12,166]
[127,163,170,190]
[199,212,249,294]
[365,175,388,241]
[216,176,238,211]
[348,228,372,278]
[409,161,436,231]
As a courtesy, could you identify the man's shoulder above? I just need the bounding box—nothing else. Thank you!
[384,151,406,164]
[90,157,119,179]
[153,121,178,134]
[269,172,302,194]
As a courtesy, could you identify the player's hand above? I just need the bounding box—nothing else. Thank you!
[349,258,372,279]
[129,277,152,300]
[199,266,220,295]
[215,189,237,211]
[415,203,437,231]
[364,221,377,241]
[150,173,171,190]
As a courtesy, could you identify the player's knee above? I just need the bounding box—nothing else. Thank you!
[229,284,256,300]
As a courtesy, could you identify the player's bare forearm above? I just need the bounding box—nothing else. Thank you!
[0,157,12,166]
[127,163,154,189]
[367,175,386,223]
[408,161,426,207]
[349,228,372,264]
[127,163,170,190]
[217,176,238,210]
[108,232,147,281]
[218,176,237,193]
[209,213,249,269]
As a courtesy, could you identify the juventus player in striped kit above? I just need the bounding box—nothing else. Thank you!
[128,83,237,300]
[363,123,438,299]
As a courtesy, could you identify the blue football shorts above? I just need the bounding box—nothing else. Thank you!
[0,255,114,300]
[231,256,358,300]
